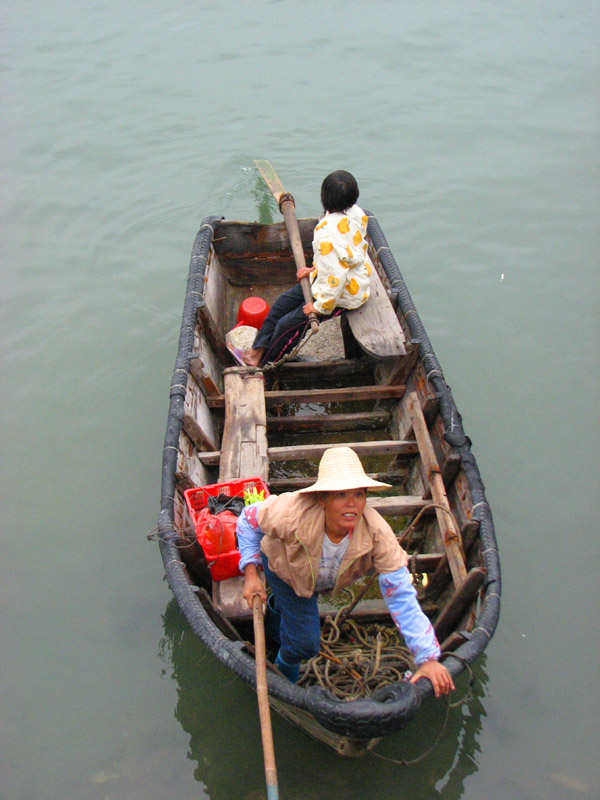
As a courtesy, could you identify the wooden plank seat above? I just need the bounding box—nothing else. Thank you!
[207,383,406,409]
[198,439,419,467]
[266,410,390,434]
[267,470,407,492]
[345,266,406,359]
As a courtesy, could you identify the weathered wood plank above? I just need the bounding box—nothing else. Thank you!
[266,470,408,492]
[367,495,431,516]
[197,303,230,363]
[189,327,223,396]
[408,553,444,573]
[203,248,227,336]
[407,392,467,589]
[223,555,443,623]
[276,358,377,384]
[199,439,418,466]
[266,410,390,433]
[182,375,219,452]
[212,371,268,618]
[346,265,406,358]
[175,430,213,491]
[375,341,420,387]
[423,512,482,598]
[447,468,480,553]
[193,585,244,641]
[213,218,316,259]
[210,577,252,624]
[266,440,418,462]
[433,567,487,643]
[396,361,439,439]
[218,372,268,482]
[207,384,406,409]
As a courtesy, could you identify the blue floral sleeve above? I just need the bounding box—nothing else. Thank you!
[379,567,441,665]
[236,502,265,572]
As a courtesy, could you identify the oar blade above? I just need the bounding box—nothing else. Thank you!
[254,159,286,204]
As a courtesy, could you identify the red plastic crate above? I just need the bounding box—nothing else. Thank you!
[184,477,270,581]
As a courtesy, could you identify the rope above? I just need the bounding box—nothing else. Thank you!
[146,523,198,549]
[399,502,465,569]
[298,503,465,697]
[298,604,417,700]
[260,320,317,372]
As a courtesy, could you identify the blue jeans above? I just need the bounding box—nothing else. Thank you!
[261,553,321,665]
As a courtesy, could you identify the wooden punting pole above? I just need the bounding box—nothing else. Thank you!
[218,368,278,797]
[254,159,319,334]
[253,594,279,800]
[406,391,467,589]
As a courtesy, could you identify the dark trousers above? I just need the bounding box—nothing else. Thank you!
[253,284,341,365]
[252,284,310,365]
[261,553,321,665]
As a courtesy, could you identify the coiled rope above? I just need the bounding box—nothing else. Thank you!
[299,607,417,699]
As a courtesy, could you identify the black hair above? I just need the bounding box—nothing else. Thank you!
[320,170,359,214]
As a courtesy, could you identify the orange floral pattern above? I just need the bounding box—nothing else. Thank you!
[310,204,372,315]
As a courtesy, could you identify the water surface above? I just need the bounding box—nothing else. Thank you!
[2,2,599,798]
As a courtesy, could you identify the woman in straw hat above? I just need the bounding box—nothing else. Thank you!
[237,446,454,694]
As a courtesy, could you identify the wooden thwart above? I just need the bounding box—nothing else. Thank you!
[266,410,390,433]
[346,266,406,359]
[207,383,406,408]
[368,495,431,516]
[277,357,377,382]
[267,470,406,492]
[199,439,418,467]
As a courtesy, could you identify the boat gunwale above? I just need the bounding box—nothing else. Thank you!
[157,213,500,739]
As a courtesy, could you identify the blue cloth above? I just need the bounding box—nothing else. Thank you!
[274,651,300,683]
[379,569,441,665]
[237,502,264,573]
[261,553,321,666]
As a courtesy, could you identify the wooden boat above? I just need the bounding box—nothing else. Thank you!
[157,208,500,757]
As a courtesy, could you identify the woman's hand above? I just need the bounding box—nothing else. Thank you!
[303,302,317,316]
[242,564,267,609]
[410,659,455,697]
[296,266,315,281]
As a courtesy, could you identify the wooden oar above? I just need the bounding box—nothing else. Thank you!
[254,160,319,334]
[252,594,280,800]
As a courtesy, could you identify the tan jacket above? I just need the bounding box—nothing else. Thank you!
[257,492,407,598]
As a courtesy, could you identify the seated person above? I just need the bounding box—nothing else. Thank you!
[242,170,373,367]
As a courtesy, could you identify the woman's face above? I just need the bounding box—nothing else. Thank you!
[318,489,367,540]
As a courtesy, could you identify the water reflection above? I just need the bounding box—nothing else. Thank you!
[159,599,489,799]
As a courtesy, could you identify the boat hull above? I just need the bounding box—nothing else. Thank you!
[157,212,500,751]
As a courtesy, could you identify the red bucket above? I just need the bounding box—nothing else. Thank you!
[236,297,269,329]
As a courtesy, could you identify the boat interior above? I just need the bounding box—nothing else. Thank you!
[172,216,485,659]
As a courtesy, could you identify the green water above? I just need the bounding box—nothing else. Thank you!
[2,2,599,798]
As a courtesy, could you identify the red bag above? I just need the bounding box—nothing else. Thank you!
[194,507,242,581]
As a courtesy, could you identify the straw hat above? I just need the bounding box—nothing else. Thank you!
[298,446,392,493]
